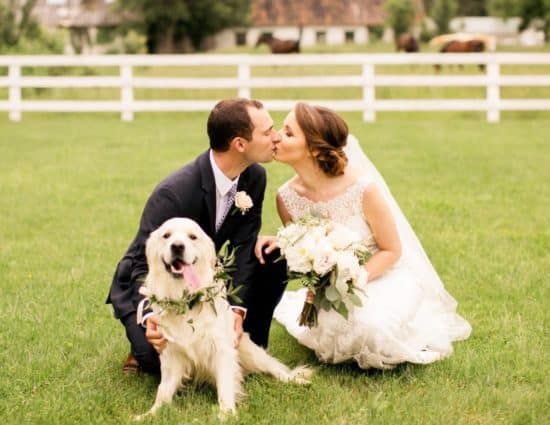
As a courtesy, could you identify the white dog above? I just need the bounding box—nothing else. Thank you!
[136,217,311,420]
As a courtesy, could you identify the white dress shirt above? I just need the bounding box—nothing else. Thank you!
[209,151,247,317]
[209,150,239,228]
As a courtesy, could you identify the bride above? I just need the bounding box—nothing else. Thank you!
[255,102,471,369]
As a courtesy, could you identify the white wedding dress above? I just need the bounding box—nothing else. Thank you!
[273,137,472,369]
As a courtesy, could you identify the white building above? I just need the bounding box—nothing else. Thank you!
[450,16,545,46]
[214,0,425,50]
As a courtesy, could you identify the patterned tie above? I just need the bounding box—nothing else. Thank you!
[216,184,237,232]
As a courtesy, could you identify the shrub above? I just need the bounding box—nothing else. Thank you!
[368,25,385,41]
[0,26,65,55]
[384,0,416,37]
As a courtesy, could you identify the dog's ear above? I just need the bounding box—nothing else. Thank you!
[207,237,217,268]
[145,234,153,268]
[145,227,160,268]
[195,223,217,268]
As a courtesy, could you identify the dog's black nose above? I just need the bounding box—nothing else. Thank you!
[171,242,185,255]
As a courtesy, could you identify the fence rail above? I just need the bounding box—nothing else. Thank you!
[1,53,549,122]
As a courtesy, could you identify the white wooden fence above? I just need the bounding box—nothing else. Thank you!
[1,53,549,122]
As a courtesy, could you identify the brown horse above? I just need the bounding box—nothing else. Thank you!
[441,39,485,53]
[396,33,419,53]
[255,32,301,54]
[436,39,486,71]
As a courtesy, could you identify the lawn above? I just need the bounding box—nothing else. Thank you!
[0,111,548,424]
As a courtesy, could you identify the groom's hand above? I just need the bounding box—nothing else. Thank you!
[145,315,166,354]
[254,235,278,264]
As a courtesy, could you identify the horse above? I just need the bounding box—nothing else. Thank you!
[255,29,301,54]
[435,39,486,72]
[441,39,485,54]
[396,33,419,53]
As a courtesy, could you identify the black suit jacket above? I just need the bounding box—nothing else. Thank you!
[107,150,266,320]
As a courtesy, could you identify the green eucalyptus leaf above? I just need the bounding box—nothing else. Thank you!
[349,293,363,307]
[288,278,303,287]
[325,285,340,302]
[320,297,332,311]
[336,302,349,320]
[329,270,336,285]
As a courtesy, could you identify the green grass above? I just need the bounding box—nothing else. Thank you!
[0,111,548,424]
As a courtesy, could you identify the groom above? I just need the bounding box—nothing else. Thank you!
[106,98,287,375]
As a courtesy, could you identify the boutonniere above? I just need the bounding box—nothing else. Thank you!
[232,191,253,215]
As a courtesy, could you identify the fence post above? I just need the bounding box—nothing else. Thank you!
[8,64,21,122]
[362,63,375,122]
[486,61,500,123]
[238,63,251,99]
[120,64,134,121]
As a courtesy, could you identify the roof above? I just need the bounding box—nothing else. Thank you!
[33,0,135,29]
[251,0,424,27]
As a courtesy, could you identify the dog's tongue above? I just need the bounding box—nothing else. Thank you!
[183,264,200,289]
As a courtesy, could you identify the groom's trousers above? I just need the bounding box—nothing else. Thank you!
[243,250,288,348]
[120,312,161,375]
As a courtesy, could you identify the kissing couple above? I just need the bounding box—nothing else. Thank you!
[107,98,471,375]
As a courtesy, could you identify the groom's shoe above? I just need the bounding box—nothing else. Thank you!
[122,353,140,375]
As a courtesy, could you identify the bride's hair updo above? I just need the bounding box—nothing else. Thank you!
[294,102,349,176]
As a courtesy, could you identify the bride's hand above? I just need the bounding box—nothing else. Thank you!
[255,235,278,264]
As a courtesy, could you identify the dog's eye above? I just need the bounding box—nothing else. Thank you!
[163,232,171,239]
[188,234,197,240]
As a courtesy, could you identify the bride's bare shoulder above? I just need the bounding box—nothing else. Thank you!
[278,175,302,193]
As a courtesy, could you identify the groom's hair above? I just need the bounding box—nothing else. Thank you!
[207,98,264,152]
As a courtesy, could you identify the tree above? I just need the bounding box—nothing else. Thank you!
[425,0,485,15]
[384,0,417,38]
[0,0,39,48]
[487,0,519,20]
[456,0,488,16]
[489,0,550,41]
[117,0,251,53]
[431,0,458,34]
[516,0,549,41]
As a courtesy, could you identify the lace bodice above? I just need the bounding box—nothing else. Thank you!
[278,175,378,252]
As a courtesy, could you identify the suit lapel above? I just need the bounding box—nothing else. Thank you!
[198,150,217,237]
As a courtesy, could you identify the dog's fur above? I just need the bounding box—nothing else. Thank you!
[136,218,311,420]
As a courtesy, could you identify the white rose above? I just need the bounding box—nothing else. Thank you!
[335,275,349,298]
[234,191,253,214]
[355,267,369,290]
[297,233,317,259]
[311,239,337,276]
[285,245,312,274]
[277,223,307,252]
[309,224,329,243]
[327,223,361,250]
[284,233,317,273]
[335,250,361,283]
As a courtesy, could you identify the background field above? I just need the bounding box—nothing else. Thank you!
[0,107,548,424]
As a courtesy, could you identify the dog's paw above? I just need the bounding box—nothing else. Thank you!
[288,365,314,385]
[133,412,149,422]
[218,406,237,422]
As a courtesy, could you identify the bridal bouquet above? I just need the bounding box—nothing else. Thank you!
[277,215,371,328]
